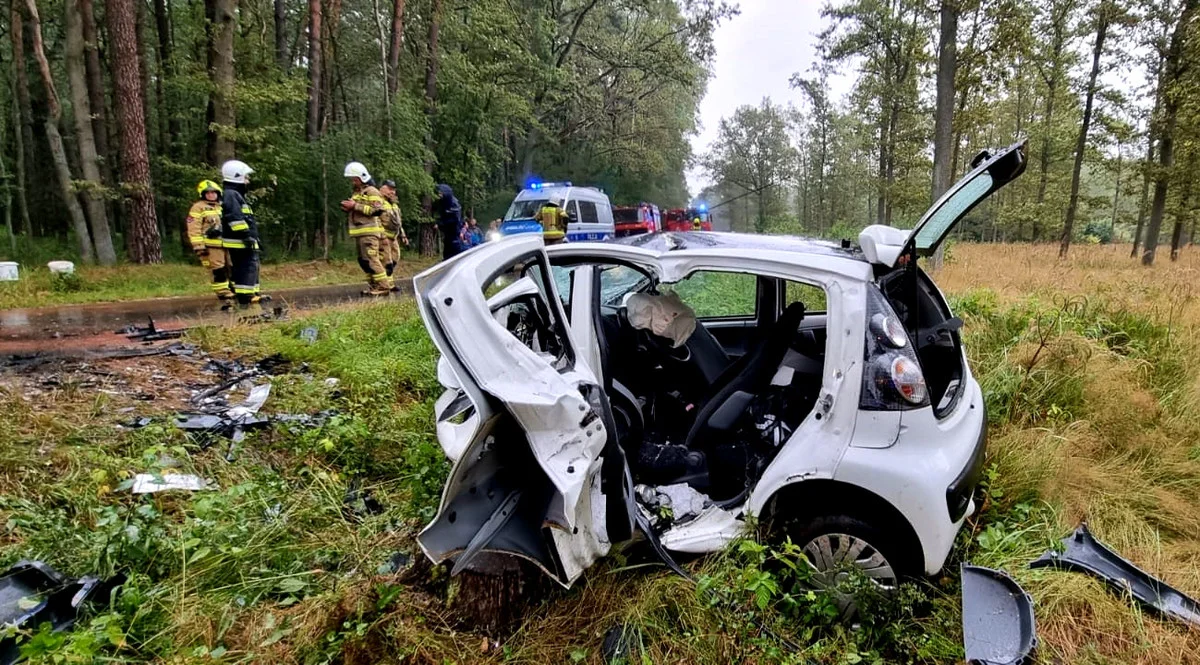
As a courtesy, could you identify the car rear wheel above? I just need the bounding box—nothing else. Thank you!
[777,514,919,619]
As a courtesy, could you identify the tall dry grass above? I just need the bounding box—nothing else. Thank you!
[944,242,1200,664]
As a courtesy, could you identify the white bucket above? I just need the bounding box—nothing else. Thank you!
[47,260,75,275]
[0,261,17,281]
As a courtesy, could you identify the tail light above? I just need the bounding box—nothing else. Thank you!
[860,285,929,410]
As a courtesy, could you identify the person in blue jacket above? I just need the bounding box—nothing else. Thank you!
[433,184,464,260]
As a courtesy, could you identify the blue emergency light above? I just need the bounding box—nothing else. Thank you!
[697,203,708,213]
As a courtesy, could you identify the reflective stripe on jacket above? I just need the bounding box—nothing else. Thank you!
[186,201,222,251]
[348,186,385,238]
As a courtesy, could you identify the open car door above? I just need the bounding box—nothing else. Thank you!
[859,139,1028,268]
[413,235,633,587]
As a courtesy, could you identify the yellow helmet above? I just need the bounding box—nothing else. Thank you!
[197,179,223,197]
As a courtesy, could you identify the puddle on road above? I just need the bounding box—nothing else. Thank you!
[0,282,412,343]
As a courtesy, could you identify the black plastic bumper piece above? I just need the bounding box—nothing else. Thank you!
[946,403,987,522]
[960,564,1037,665]
[0,561,124,665]
[1030,523,1200,627]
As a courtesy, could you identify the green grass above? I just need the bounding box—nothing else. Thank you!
[5,259,1200,663]
[0,255,431,310]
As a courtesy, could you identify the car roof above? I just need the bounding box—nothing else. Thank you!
[616,231,865,262]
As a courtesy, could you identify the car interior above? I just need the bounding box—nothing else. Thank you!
[492,259,830,508]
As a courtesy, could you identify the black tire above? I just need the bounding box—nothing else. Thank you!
[776,513,921,583]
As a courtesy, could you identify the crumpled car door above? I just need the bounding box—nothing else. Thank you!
[412,235,623,587]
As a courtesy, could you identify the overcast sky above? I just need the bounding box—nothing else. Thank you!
[686,1,842,195]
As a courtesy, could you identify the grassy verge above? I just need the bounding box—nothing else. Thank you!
[3,244,1200,663]
[0,256,433,310]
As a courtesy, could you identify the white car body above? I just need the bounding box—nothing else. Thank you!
[415,141,1027,587]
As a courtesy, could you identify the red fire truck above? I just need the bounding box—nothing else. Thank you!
[662,206,712,232]
[612,203,661,237]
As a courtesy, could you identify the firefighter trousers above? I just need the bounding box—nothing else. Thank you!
[205,245,234,301]
[228,247,261,305]
[356,235,392,290]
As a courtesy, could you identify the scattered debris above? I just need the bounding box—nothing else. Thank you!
[324,377,340,388]
[130,473,213,494]
[342,478,384,521]
[377,551,412,576]
[120,416,153,429]
[960,564,1037,665]
[300,327,318,343]
[0,561,124,665]
[1031,523,1200,627]
[117,317,188,342]
[636,483,711,525]
[600,623,643,665]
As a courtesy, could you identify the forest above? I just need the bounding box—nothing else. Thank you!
[1,0,1198,267]
[0,0,729,263]
[701,0,1200,266]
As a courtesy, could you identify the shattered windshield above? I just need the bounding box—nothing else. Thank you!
[600,265,650,306]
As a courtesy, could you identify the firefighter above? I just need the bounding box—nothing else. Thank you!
[341,162,392,296]
[534,200,567,244]
[219,159,267,308]
[692,215,703,231]
[378,179,408,283]
[188,180,233,304]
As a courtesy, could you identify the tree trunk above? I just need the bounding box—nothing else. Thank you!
[206,0,237,164]
[1110,138,1121,237]
[305,0,323,140]
[929,0,958,270]
[1131,127,1154,258]
[372,0,392,138]
[66,0,116,264]
[1142,0,1197,266]
[10,3,36,236]
[386,0,406,96]
[78,0,114,217]
[23,0,96,263]
[152,0,181,155]
[275,0,288,69]
[107,0,162,263]
[1,94,12,253]
[1170,155,1194,260]
[7,12,33,238]
[1059,13,1108,259]
[876,119,887,225]
[420,0,442,257]
[1034,14,1068,242]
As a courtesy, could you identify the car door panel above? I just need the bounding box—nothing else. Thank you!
[412,235,616,587]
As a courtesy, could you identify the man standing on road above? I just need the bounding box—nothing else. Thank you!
[219,160,267,309]
[188,180,234,306]
[379,179,408,285]
[433,184,464,260]
[342,162,392,296]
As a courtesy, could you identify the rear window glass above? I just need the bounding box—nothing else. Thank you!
[665,271,756,319]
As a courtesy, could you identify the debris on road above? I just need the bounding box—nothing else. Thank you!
[0,561,124,665]
[1031,523,1200,627]
[960,564,1037,665]
[117,317,189,342]
[130,473,213,494]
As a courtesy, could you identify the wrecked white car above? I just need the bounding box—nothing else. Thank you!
[412,141,1027,590]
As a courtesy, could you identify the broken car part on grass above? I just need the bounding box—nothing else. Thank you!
[960,564,1037,665]
[0,562,124,665]
[1031,523,1200,627]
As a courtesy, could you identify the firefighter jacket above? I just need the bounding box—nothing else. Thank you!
[221,186,260,250]
[382,200,403,239]
[186,200,223,252]
[348,186,386,238]
[535,205,566,241]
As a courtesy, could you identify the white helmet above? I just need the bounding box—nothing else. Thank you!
[221,160,253,184]
[344,161,371,181]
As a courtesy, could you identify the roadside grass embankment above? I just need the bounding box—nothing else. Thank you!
[0,256,432,310]
[3,243,1200,663]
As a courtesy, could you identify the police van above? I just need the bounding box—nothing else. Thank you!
[500,182,616,242]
